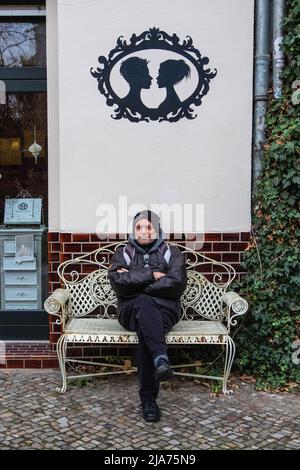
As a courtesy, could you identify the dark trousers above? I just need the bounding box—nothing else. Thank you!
[118,294,179,403]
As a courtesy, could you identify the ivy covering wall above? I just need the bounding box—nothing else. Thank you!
[234,0,300,389]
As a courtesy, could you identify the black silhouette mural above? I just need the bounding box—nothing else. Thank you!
[119,57,152,116]
[157,59,191,117]
[90,27,217,123]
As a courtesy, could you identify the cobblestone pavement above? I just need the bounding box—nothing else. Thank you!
[0,369,299,450]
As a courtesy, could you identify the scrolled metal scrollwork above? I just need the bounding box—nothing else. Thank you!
[44,297,63,325]
[181,271,203,306]
[230,298,249,326]
[90,270,117,305]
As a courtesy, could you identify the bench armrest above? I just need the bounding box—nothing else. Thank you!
[221,291,249,327]
[44,288,70,325]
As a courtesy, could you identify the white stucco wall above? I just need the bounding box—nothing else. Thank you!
[47,0,254,234]
[46,0,60,231]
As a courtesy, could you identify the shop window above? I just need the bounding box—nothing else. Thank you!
[0,2,47,339]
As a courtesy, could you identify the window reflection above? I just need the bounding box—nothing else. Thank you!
[0,22,46,67]
[0,92,48,224]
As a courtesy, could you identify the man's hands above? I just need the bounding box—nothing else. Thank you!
[116,267,166,281]
[153,271,166,280]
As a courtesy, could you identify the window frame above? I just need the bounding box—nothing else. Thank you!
[0,4,46,91]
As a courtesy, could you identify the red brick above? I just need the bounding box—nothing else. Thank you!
[101,347,123,356]
[62,262,82,274]
[68,347,83,356]
[59,253,72,263]
[48,232,59,242]
[212,243,231,252]
[241,232,251,241]
[82,264,99,274]
[92,233,118,242]
[51,323,62,333]
[222,233,240,241]
[106,234,120,241]
[222,253,240,262]
[48,282,58,294]
[197,242,212,252]
[72,233,90,242]
[51,242,60,252]
[47,272,59,282]
[49,333,61,344]
[48,251,60,262]
[24,359,42,368]
[231,242,249,252]
[83,347,102,357]
[59,233,71,242]
[89,234,101,242]
[205,252,222,262]
[221,274,231,284]
[195,264,212,273]
[6,359,24,368]
[50,262,60,272]
[213,264,231,273]
[42,359,59,368]
[81,243,101,253]
[63,243,82,253]
[205,233,222,241]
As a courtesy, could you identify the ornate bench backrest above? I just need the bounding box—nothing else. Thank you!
[57,242,236,321]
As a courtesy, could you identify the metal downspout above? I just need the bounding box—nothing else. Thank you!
[273,0,286,99]
[252,0,270,197]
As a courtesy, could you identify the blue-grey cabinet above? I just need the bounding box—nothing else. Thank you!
[0,228,45,310]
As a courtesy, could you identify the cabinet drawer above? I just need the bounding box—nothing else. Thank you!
[4,240,37,255]
[3,257,36,271]
[4,302,38,310]
[4,240,15,254]
[5,286,38,301]
[5,271,37,286]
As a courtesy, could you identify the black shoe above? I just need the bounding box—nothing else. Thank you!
[142,400,161,423]
[154,358,174,382]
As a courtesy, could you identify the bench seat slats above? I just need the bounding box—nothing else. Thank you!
[65,318,228,336]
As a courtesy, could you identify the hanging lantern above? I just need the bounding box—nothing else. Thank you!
[28,126,42,164]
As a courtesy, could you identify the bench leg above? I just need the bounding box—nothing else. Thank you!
[222,336,236,395]
[56,334,68,394]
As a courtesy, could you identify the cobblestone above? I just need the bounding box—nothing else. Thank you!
[0,370,299,450]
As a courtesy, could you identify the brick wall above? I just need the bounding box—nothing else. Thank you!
[0,343,58,369]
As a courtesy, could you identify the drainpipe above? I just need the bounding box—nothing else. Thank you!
[252,0,270,198]
[273,0,285,99]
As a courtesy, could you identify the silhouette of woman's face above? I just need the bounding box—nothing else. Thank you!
[157,64,169,88]
[157,60,190,88]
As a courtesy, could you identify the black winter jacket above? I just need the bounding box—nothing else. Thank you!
[108,234,187,317]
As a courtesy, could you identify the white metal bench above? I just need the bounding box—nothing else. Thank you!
[44,242,248,394]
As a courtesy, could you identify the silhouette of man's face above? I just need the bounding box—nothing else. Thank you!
[138,63,152,89]
[120,58,152,90]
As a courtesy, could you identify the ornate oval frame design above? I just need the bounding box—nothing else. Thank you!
[90,27,217,123]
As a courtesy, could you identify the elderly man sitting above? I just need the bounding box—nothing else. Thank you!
[108,210,187,422]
